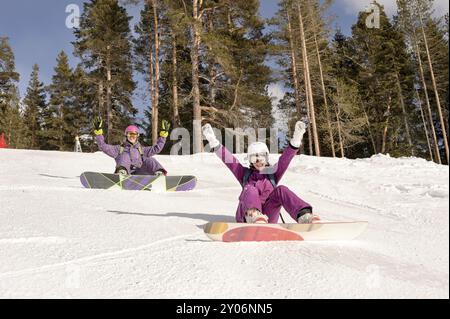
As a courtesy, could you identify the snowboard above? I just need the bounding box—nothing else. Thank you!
[204,221,368,242]
[80,171,197,192]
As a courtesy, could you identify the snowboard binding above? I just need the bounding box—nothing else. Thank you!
[114,166,129,176]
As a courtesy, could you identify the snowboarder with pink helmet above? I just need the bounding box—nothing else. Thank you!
[202,121,320,224]
[93,117,170,176]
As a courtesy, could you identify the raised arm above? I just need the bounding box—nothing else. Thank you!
[143,120,170,156]
[143,136,166,156]
[273,121,306,183]
[96,135,120,159]
[215,144,246,183]
[202,124,245,183]
[273,144,299,183]
[93,116,119,158]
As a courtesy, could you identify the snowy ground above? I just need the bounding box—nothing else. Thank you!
[0,148,448,298]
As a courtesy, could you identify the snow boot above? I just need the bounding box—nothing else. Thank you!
[245,208,269,224]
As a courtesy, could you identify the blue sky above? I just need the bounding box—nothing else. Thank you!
[1,0,448,120]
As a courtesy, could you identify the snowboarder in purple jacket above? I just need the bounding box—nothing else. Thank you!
[93,117,170,176]
[202,121,320,224]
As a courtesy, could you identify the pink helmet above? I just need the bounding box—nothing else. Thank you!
[124,125,139,135]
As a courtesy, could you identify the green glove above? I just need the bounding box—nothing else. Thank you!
[93,116,103,136]
[160,120,171,138]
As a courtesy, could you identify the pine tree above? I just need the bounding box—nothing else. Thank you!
[329,30,373,158]
[270,0,312,153]
[22,64,47,149]
[134,0,166,145]
[133,0,273,153]
[0,37,19,114]
[331,79,367,157]
[420,14,449,163]
[156,0,194,153]
[397,0,449,163]
[416,1,449,163]
[192,0,212,152]
[0,87,27,149]
[0,37,26,148]
[159,0,274,153]
[309,0,336,157]
[204,0,273,130]
[294,0,320,156]
[73,0,137,144]
[72,65,97,151]
[349,1,418,156]
[133,0,192,150]
[270,0,338,157]
[46,51,75,151]
[391,16,418,157]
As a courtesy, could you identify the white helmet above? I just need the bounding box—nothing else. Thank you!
[248,142,269,156]
[248,142,269,164]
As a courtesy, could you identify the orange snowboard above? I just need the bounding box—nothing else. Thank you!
[204,221,368,242]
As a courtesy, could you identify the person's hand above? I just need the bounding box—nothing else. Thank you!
[160,120,171,138]
[202,124,220,148]
[290,121,307,148]
[93,117,103,136]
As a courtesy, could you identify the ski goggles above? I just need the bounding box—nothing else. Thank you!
[249,153,268,164]
[126,132,139,138]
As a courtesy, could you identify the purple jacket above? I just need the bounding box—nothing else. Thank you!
[215,144,299,222]
[96,135,166,170]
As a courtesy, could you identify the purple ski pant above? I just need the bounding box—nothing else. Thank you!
[132,158,167,175]
[239,185,312,223]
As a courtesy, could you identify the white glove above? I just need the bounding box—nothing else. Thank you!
[202,124,220,149]
[290,121,307,148]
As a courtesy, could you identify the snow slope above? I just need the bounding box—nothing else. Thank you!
[0,148,448,298]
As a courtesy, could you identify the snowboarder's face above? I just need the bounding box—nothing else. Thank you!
[254,161,266,171]
[250,153,268,171]
[127,132,139,144]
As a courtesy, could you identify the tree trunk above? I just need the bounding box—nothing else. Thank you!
[149,34,156,143]
[30,113,35,149]
[395,71,414,155]
[416,88,434,161]
[286,4,310,154]
[415,41,441,164]
[106,65,112,144]
[363,107,377,154]
[298,9,313,155]
[419,11,449,163]
[59,105,64,151]
[381,96,392,154]
[98,81,104,119]
[335,82,345,157]
[7,117,12,148]
[286,11,302,116]
[192,0,202,153]
[171,32,180,127]
[335,102,344,158]
[229,70,242,112]
[297,2,320,156]
[105,47,112,144]
[303,59,313,155]
[207,12,217,108]
[152,0,160,145]
[314,32,335,157]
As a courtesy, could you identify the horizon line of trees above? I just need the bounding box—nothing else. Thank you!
[0,0,448,164]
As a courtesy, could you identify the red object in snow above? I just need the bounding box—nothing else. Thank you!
[0,133,8,148]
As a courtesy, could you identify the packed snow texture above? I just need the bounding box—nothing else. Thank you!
[0,149,448,298]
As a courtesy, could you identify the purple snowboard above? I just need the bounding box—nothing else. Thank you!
[80,172,197,192]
